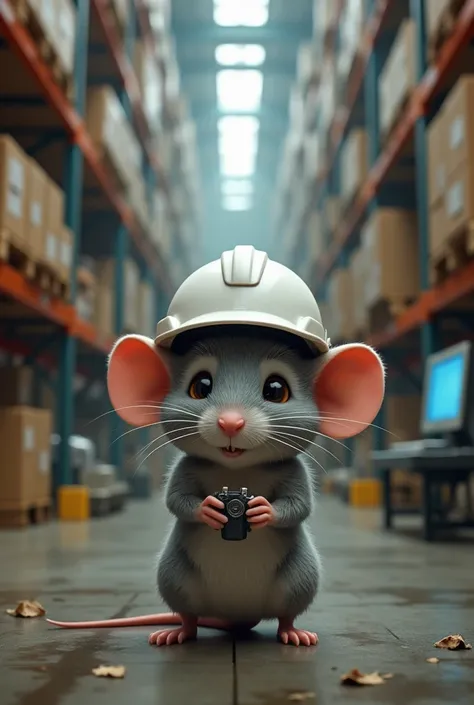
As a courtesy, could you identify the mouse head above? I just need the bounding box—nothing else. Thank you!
[107,326,384,469]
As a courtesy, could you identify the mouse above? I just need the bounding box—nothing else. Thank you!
[47,325,385,647]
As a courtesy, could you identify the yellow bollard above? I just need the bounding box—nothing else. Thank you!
[349,478,382,507]
[57,485,91,521]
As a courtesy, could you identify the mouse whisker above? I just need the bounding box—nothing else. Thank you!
[87,404,168,425]
[268,434,327,474]
[135,424,198,461]
[141,401,202,420]
[270,425,351,453]
[135,431,200,474]
[273,431,346,466]
[270,413,395,437]
[111,418,198,447]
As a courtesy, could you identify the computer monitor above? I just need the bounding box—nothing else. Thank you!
[421,340,474,443]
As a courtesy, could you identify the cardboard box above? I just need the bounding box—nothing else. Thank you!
[134,40,162,133]
[307,210,325,264]
[34,408,52,502]
[325,195,342,235]
[58,225,73,285]
[55,0,76,77]
[43,178,64,273]
[26,0,57,54]
[96,257,140,332]
[328,267,353,341]
[0,134,27,246]
[429,200,448,257]
[444,75,474,178]
[25,157,47,259]
[444,160,474,240]
[138,280,155,338]
[386,395,423,506]
[0,366,33,406]
[93,282,114,338]
[428,108,447,207]
[110,0,129,33]
[340,129,368,205]
[425,0,451,47]
[349,247,369,338]
[362,208,420,308]
[0,407,38,508]
[379,19,417,138]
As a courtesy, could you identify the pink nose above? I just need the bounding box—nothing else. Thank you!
[218,412,245,438]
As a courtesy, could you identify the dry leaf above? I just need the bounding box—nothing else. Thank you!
[92,665,126,679]
[426,657,440,664]
[434,634,472,651]
[6,600,46,618]
[341,669,392,686]
[288,693,315,702]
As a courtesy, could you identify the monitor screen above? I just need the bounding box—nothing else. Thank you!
[425,352,465,424]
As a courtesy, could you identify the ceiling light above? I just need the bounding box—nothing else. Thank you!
[215,44,266,67]
[220,150,256,177]
[221,180,254,196]
[218,115,260,134]
[216,69,263,112]
[222,195,252,211]
[214,0,269,28]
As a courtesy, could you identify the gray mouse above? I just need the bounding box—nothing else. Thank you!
[47,325,385,648]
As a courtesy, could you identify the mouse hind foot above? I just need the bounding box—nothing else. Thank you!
[149,615,261,646]
[277,617,318,647]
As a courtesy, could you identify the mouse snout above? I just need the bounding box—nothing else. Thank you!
[217,412,245,438]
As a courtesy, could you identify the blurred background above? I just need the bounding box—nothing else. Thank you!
[0,0,473,539]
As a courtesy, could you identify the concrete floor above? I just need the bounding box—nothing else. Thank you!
[1,495,473,705]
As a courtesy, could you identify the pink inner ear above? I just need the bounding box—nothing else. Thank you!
[314,344,385,439]
[107,336,170,426]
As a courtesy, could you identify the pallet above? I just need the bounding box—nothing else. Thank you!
[0,499,51,529]
[368,295,417,333]
[34,261,70,301]
[12,0,74,100]
[430,221,474,285]
[0,229,35,279]
[428,0,467,63]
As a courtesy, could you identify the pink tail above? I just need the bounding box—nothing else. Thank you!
[46,613,238,631]
[46,613,180,629]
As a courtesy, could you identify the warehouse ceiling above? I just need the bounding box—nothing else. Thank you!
[171,0,313,251]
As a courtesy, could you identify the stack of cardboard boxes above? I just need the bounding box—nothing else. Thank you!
[0,367,53,527]
[428,75,474,274]
[340,129,368,209]
[17,0,76,93]
[0,134,72,293]
[379,19,417,141]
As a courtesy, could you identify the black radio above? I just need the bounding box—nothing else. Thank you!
[214,486,253,541]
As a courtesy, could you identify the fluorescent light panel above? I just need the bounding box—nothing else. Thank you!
[221,179,254,196]
[219,150,256,177]
[216,69,263,112]
[214,0,269,27]
[215,44,266,67]
[222,195,252,211]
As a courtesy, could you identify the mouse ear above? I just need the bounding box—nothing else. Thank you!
[313,343,385,439]
[107,335,171,426]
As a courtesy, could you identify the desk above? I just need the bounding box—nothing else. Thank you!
[372,447,474,540]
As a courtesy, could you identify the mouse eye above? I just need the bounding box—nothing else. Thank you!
[262,375,291,404]
[188,372,213,400]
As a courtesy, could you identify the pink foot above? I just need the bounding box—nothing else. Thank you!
[148,614,197,647]
[277,618,318,647]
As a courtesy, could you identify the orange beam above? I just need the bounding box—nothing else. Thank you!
[0,263,75,327]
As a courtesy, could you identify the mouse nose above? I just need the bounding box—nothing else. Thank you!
[218,412,245,438]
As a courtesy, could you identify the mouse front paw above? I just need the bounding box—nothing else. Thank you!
[277,618,318,647]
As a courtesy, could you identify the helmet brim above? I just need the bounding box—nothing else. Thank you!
[154,310,329,354]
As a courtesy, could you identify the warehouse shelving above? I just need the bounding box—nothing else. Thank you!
[285,0,474,455]
[0,0,190,496]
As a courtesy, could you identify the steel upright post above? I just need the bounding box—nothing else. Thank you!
[56,0,90,493]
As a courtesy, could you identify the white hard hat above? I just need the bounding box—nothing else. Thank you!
[155,245,330,353]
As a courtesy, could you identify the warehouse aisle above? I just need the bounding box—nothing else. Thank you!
[1,496,473,705]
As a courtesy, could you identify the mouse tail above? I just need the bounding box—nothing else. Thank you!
[46,613,181,629]
[46,614,249,632]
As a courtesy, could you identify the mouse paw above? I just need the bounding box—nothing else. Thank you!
[148,626,197,647]
[277,619,318,647]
